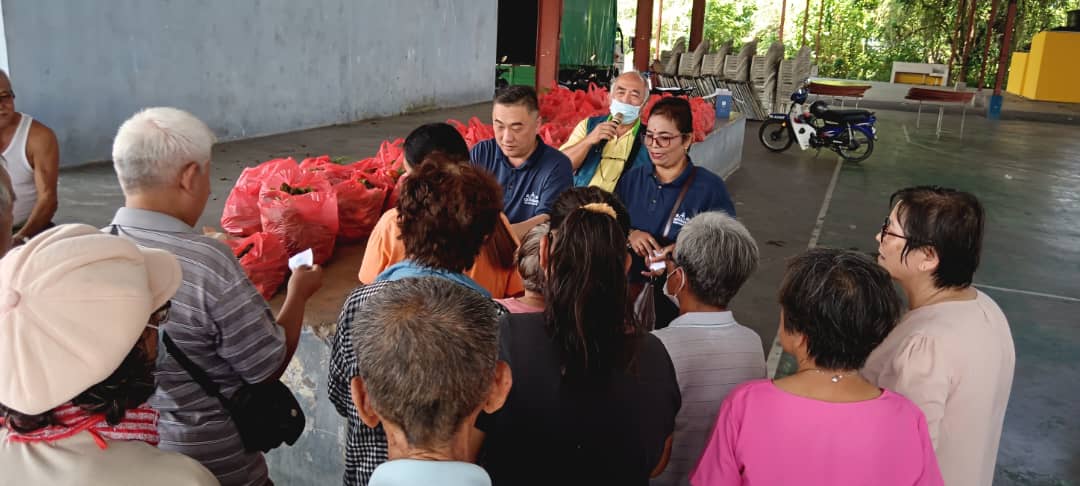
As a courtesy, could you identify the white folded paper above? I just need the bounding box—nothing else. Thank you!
[288,248,314,271]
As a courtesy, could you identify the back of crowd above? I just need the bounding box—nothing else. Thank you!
[0,83,1015,486]
[402,85,1008,486]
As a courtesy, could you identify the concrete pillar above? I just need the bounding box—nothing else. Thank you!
[689,0,706,51]
[0,2,8,73]
[634,0,654,72]
[535,0,563,92]
[779,0,787,44]
[802,0,811,47]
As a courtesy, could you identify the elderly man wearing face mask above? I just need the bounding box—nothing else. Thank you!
[560,72,653,192]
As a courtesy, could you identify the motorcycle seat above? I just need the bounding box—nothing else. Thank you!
[819,109,874,123]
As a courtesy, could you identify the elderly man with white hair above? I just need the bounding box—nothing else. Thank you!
[107,107,323,486]
[559,72,653,192]
[650,211,767,486]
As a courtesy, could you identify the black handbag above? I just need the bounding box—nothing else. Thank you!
[162,332,305,452]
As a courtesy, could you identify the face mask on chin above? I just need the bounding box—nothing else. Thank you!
[662,267,683,308]
[610,99,642,124]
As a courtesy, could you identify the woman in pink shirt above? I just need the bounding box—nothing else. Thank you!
[691,248,943,486]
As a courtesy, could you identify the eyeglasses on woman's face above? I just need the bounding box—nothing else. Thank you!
[644,132,685,148]
[147,301,172,331]
[879,216,909,242]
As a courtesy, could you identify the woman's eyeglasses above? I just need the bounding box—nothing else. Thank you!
[147,301,172,331]
[879,217,910,241]
[644,132,686,148]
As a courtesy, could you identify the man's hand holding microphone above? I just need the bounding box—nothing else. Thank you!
[586,112,624,149]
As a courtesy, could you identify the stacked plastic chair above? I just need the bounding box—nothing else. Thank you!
[751,41,784,113]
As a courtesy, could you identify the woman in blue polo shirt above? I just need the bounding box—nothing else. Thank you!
[615,97,736,285]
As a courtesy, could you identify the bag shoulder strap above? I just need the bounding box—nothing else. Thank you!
[662,167,698,240]
[162,332,234,409]
[621,122,646,179]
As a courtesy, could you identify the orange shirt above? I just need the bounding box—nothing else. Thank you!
[357,209,525,299]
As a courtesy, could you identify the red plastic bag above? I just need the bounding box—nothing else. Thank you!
[446,117,495,149]
[335,175,388,240]
[300,155,355,185]
[225,232,289,301]
[258,161,339,265]
[689,97,716,141]
[374,139,405,168]
[221,158,295,236]
[353,156,404,212]
[641,94,716,142]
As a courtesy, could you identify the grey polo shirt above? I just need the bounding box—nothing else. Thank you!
[109,207,286,486]
[369,460,491,486]
[651,311,767,486]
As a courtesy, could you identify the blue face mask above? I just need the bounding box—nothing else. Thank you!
[610,99,642,124]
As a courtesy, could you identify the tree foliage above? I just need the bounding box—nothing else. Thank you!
[617,0,1076,86]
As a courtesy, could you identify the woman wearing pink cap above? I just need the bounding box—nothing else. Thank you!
[0,224,217,485]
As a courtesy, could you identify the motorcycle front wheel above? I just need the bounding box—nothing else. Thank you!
[759,119,794,152]
[835,128,874,162]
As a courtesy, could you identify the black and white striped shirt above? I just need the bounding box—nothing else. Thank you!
[110,207,286,486]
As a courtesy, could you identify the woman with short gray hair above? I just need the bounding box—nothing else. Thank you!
[652,211,766,486]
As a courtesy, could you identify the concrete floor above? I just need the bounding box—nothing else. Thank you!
[766,109,1080,485]
[53,102,1078,484]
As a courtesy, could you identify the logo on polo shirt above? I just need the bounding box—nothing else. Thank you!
[523,192,541,207]
[673,212,691,227]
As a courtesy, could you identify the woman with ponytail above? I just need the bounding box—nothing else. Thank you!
[473,187,681,486]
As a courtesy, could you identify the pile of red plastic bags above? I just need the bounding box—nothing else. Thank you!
[219,142,404,298]
[219,86,716,298]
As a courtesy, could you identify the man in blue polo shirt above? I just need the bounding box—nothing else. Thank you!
[471,85,573,238]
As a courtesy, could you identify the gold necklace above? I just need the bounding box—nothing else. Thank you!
[798,368,858,383]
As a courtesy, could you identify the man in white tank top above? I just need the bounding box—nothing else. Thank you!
[0,69,59,245]
[0,162,13,255]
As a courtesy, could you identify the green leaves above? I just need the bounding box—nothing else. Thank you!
[618,0,1071,86]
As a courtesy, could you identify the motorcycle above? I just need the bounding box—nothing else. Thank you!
[759,86,878,163]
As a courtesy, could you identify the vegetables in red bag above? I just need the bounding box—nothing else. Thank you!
[374,138,405,168]
[221,158,295,236]
[225,232,289,300]
[334,174,388,240]
[353,149,405,211]
[258,160,339,265]
[300,155,355,185]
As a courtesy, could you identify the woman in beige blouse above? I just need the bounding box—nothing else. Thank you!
[862,186,1015,486]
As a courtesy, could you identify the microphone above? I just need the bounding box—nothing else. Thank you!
[596,112,623,152]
